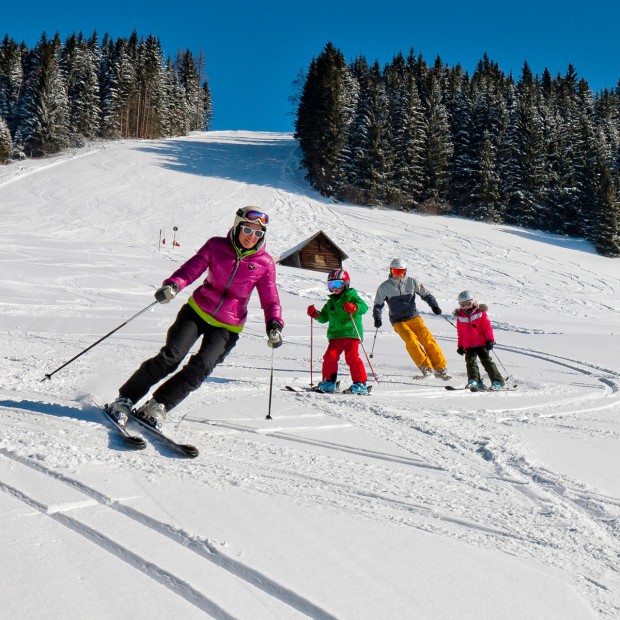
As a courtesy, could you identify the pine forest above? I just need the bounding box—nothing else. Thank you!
[0,31,212,162]
[294,43,620,257]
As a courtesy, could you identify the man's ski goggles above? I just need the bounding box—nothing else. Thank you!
[239,225,265,238]
[390,268,406,277]
[238,209,269,226]
[328,280,345,291]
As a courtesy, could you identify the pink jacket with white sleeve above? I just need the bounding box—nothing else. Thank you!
[454,304,494,349]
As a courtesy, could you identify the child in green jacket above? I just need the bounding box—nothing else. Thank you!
[307,269,369,394]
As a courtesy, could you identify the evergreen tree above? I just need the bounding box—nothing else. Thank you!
[421,75,453,204]
[14,33,70,157]
[0,114,12,162]
[62,32,101,142]
[504,62,545,228]
[0,35,23,134]
[295,43,357,195]
[384,52,424,208]
[343,59,390,204]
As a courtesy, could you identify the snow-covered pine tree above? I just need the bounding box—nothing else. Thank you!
[421,74,453,205]
[62,32,101,143]
[384,52,424,209]
[504,62,545,229]
[0,114,12,162]
[0,35,24,135]
[14,33,70,157]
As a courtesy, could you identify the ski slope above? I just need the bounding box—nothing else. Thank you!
[1,131,619,619]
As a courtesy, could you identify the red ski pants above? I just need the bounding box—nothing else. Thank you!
[322,338,367,383]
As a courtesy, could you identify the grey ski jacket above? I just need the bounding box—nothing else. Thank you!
[373,276,439,325]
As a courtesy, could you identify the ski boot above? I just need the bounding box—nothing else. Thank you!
[420,367,433,378]
[316,380,337,393]
[347,382,369,395]
[467,379,480,389]
[436,368,451,380]
[135,399,166,429]
[490,381,504,390]
[107,396,133,426]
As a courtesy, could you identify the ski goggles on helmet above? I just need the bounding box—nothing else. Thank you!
[239,225,265,238]
[239,209,269,226]
[390,268,406,277]
[327,279,345,291]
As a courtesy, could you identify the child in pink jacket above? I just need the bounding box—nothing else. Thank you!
[453,291,504,390]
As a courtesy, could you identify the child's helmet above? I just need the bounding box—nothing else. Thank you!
[457,290,477,308]
[327,269,350,290]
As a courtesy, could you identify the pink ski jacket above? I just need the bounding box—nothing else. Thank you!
[164,232,283,333]
[454,304,494,349]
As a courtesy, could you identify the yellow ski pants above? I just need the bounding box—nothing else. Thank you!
[393,316,447,371]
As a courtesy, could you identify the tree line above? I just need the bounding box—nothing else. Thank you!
[0,30,212,162]
[295,43,620,257]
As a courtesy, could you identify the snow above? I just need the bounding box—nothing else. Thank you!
[1,130,619,619]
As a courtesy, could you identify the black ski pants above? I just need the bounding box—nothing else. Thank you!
[119,304,239,411]
[464,347,503,384]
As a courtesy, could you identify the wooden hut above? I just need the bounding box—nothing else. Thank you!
[278,231,348,273]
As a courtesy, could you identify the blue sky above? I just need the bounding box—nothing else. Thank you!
[5,0,620,132]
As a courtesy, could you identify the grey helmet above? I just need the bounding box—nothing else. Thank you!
[390,258,407,271]
[457,290,477,308]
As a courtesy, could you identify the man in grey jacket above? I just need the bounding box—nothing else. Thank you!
[373,258,449,378]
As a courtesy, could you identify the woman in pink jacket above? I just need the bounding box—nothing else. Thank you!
[108,207,284,428]
[453,291,504,390]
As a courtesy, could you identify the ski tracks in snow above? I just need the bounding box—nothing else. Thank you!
[0,447,336,619]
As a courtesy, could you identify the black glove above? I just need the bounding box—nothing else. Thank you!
[486,340,494,350]
[457,346,465,356]
[374,318,382,329]
[266,320,283,349]
[431,306,442,315]
[154,282,178,303]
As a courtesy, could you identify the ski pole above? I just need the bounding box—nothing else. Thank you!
[41,301,159,381]
[492,348,516,386]
[441,314,456,329]
[348,313,379,384]
[369,327,378,358]
[266,346,275,420]
[309,315,314,387]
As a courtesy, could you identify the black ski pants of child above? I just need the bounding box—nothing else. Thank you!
[465,347,503,384]
[119,304,239,411]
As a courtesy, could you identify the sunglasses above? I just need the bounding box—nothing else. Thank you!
[239,209,269,226]
[239,225,265,238]
[328,280,345,291]
[391,268,406,276]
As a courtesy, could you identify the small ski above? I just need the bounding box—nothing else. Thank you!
[102,405,148,450]
[128,413,199,458]
[444,385,469,391]
[341,385,373,396]
[285,385,339,394]
[285,381,341,394]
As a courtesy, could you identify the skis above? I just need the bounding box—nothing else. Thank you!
[102,404,147,450]
[284,383,372,396]
[101,405,198,458]
[128,412,199,458]
[445,384,517,392]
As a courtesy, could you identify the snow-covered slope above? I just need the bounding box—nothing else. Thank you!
[1,131,619,619]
